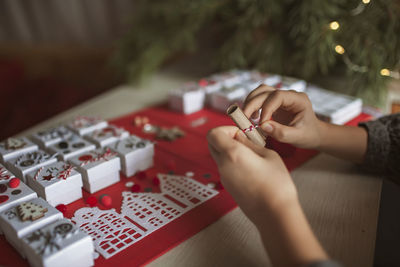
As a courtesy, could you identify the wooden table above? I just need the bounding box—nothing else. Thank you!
[18,72,382,267]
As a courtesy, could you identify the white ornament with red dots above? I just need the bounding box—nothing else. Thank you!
[6,150,58,183]
[108,135,154,177]
[31,126,74,148]
[46,134,96,161]
[26,161,83,207]
[68,148,121,193]
[0,197,62,257]
[21,218,94,267]
[84,124,129,148]
[0,137,38,163]
[67,116,108,136]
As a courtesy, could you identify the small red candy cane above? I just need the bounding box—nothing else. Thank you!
[242,124,259,133]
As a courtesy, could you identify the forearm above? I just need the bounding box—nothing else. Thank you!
[255,199,328,267]
[317,121,368,163]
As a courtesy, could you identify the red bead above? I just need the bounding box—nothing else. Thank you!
[198,79,208,87]
[100,195,112,207]
[8,178,20,188]
[131,184,141,193]
[56,204,67,215]
[166,160,176,171]
[86,196,97,207]
[216,181,224,190]
[0,195,9,204]
[79,155,93,162]
[152,177,160,186]
[137,171,147,179]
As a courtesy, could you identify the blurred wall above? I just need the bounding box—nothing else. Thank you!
[0,0,135,45]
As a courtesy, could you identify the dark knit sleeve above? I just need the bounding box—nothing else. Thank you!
[359,113,400,181]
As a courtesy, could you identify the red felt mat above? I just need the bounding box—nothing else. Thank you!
[0,106,371,267]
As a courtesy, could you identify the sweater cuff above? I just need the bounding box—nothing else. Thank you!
[359,119,391,173]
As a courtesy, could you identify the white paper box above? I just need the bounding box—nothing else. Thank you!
[305,85,363,125]
[0,162,15,181]
[0,197,63,257]
[6,150,58,183]
[67,116,108,136]
[209,85,248,112]
[31,126,74,148]
[26,162,83,206]
[21,218,94,267]
[169,83,206,114]
[84,125,129,148]
[0,175,37,234]
[68,148,121,193]
[47,135,96,161]
[0,137,38,163]
[242,72,282,92]
[108,136,154,177]
[277,76,307,92]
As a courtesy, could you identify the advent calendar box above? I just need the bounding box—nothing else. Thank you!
[47,135,96,161]
[305,85,363,125]
[108,135,154,177]
[21,219,94,267]
[31,126,73,148]
[0,168,37,234]
[68,148,121,193]
[209,84,248,112]
[276,76,307,92]
[26,162,83,207]
[242,72,281,91]
[168,83,206,114]
[6,150,57,183]
[0,137,38,163]
[67,116,108,136]
[84,124,129,148]
[0,197,63,257]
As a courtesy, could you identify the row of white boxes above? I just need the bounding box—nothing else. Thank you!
[0,116,155,267]
[168,70,363,125]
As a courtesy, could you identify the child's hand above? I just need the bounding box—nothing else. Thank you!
[207,126,298,224]
[243,85,323,149]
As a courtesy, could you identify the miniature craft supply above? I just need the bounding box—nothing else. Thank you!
[152,177,160,186]
[203,173,211,179]
[100,195,112,207]
[207,182,216,189]
[226,104,266,147]
[190,117,208,127]
[86,196,97,207]
[56,204,67,215]
[156,126,185,141]
[131,184,141,192]
[125,181,134,187]
[185,171,194,177]
[8,178,20,188]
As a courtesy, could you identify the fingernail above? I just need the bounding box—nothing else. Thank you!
[251,112,259,120]
[261,122,273,133]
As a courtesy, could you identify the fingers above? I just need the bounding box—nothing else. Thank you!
[243,84,276,118]
[234,131,268,157]
[207,126,241,153]
[260,120,300,143]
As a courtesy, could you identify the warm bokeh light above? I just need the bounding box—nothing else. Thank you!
[329,21,340,30]
[335,45,345,54]
[362,0,370,4]
[380,68,390,76]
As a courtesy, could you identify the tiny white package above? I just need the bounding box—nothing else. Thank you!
[26,162,83,207]
[21,218,94,267]
[68,148,121,193]
[277,76,307,92]
[0,197,63,257]
[168,82,206,114]
[31,126,74,148]
[84,125,129,148]
[306,85,363,125]
[108,135,154,177]
[209,84,248,112]
[0,173,37,234]
[242,72,281,92]
[67,116,108,136]
[0,137,38,163]
[47,135,96,161]
[6,150,58,183]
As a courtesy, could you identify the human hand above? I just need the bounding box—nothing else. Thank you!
[243,85,323,149]
[207,126,298,224]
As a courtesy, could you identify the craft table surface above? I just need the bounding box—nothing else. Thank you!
[17,72,382,267]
